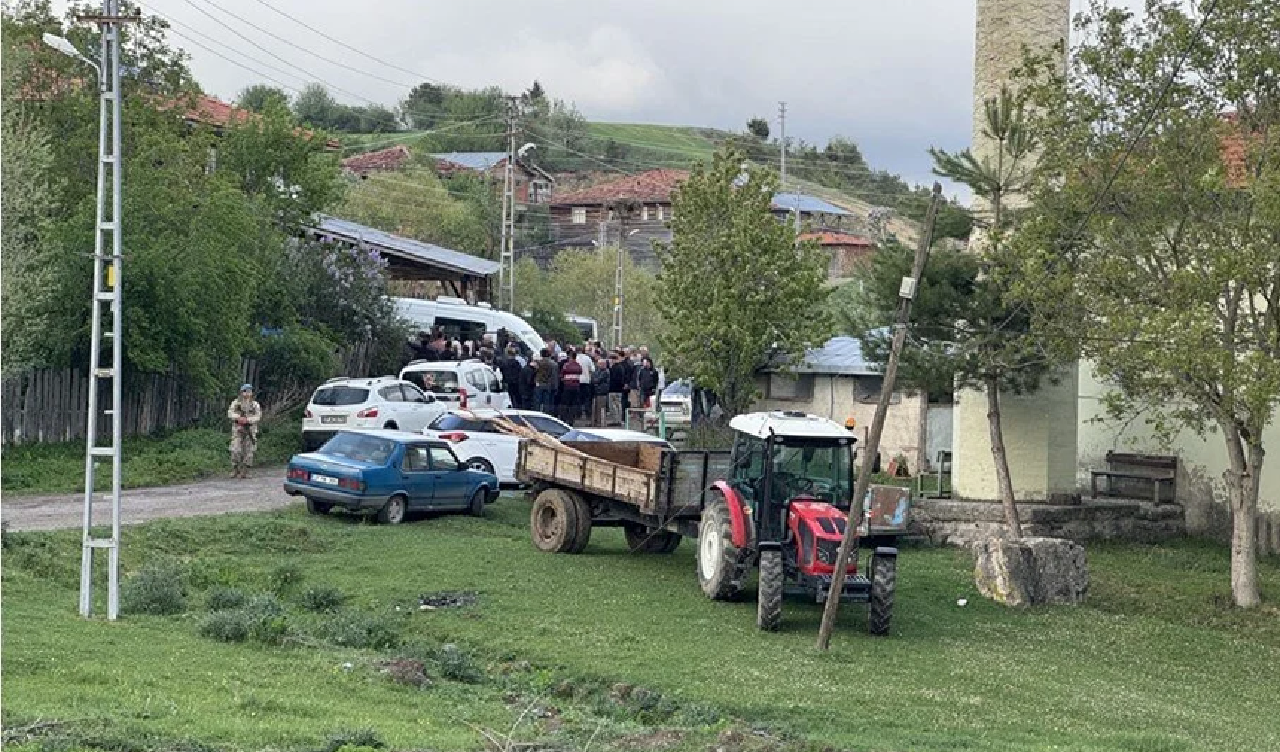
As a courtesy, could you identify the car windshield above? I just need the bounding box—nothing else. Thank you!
[404,369,461,394]
[311,386,370,406]
[318,433,396,465]
[772,441,852,504]
[428,414,492,432]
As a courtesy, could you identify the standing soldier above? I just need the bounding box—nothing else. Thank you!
[227,383,262,479]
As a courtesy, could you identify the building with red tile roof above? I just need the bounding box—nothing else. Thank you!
[341,144,412,176]
[799,230,877,279]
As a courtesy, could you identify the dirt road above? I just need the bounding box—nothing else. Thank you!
[2,468,294,532]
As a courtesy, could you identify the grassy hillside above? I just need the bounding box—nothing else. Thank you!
[585,122,725,163]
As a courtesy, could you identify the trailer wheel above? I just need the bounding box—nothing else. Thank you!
[624,524,682,554]
[697,495,750,600]
[564,491,593,554]
[868,553,896,636]
[530,489,582,553]
[756,548,784,632]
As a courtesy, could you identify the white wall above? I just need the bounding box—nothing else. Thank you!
[1077,362,1280,533]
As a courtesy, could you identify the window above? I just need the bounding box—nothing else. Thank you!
[428,414,488,432]
[402,384,432,403]
[854,376,901,405]
[466,370,489,391]
[311,386,369,406]
[428,446,460,471]
[641,205,650,221]
[403,446,431,471]
[524,415,570,438]
[319,433,395,464]
[766,373,814,400]
[405,369,460,394]
[656,205,665,221]
[378,385,405,402]
[571,207,587,224]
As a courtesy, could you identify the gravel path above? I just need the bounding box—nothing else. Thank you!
[2,467,293,532]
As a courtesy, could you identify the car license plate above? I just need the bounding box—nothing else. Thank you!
[321,415,346,424]
[311,474,339,486]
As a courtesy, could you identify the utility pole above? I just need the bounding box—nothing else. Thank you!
[612,203,625,350]
[779,101,800,236]
[498,94,517,311]
[76,0,135,621]
[815,182,943,650]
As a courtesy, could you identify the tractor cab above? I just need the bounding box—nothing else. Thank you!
[715,410,897,633]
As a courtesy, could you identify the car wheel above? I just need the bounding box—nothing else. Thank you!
[465,457,495,475]
[305,497,332,516]
[468,487,487,517]
[383,421,399,430]
[377,494,407,525]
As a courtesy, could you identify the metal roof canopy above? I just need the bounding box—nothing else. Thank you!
[771,192,852,216]
[763,335,884,376]
[307,215,500,283]
[431,152,508,171]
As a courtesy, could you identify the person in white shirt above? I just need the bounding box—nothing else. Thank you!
[575,348,594,388]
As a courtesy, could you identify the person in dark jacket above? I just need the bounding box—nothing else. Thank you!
[497,346,523,408]
[591,357,610,426]
[534,350,557,414]
[608,351,628,426]
[636,357,658,408]
[559,347,583,424]
[519,358,537,411]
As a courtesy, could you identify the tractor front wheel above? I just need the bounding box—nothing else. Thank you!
[868,552,896,636]
[756,548,784,632]
[696,495,750,600]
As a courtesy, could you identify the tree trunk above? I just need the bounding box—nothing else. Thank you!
[1224,424,1263,608]
[985,375,1023,539]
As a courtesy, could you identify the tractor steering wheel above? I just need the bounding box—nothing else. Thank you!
[790,476,815,495]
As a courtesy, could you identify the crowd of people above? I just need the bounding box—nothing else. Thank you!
[404,328,661,428]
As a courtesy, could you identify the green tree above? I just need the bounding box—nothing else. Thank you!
[401,82,447,129]
[292,83,338,129]
[1015,0,1280,607]
[237,84,290,114]
[656,147,830,417]
[339,166,490,255]
[746,117,770,140]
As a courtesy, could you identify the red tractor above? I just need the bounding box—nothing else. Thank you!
[696,411,897,633]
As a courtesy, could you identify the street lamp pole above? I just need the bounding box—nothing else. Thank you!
[49,0,135,620]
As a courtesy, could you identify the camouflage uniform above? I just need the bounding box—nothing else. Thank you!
[227,393,262,478]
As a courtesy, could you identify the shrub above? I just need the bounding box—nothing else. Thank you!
[300,586,347,613]
[200,609,251,642]
[205,587,249,612]
[380,659,431,688]
[313,613,400,650]
[254,327,339,405]
[321,728,385,752]
[198,593,290,645]
[267,562,304,594]
[120,560,187,615]
[433,643,483,684]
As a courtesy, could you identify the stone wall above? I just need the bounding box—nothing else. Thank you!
[911,498,1186,547]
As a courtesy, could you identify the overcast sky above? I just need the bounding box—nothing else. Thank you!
[109,0,1146,202]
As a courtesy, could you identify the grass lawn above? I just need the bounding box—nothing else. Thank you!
[1,418,302,495]
[585,123,724,163]
[4,500,1278,752]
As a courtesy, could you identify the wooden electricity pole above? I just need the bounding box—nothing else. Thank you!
[816,182,943,650]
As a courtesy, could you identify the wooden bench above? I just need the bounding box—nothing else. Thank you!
[1090,452,1177,503]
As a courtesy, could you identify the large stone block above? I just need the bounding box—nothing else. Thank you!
[973,536,1088,607]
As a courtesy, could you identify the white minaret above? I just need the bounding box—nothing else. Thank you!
[951,0,1078,503]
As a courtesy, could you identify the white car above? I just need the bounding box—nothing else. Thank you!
[302,376,447,451]
[561,428,674,449]
[400,360,511,410]
[422,408,572,485]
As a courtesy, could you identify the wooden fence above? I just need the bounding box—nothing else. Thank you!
[0,342,374,446]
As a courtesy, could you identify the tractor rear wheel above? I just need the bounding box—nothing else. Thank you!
[564,491,593,554]
[530,489,582,553]
[756,548,784,632]
[868,553,896,636]
[624,524,682,554]
[697,495,750,600]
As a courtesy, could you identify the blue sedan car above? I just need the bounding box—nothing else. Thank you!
[283,429,500,524]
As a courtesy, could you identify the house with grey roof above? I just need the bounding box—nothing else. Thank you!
[430,152,554,205]
[753,335,951,474]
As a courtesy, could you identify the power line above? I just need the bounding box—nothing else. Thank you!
[252,0,449,86]
[185,0,418,90]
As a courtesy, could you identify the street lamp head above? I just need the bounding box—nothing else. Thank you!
[627,229,640,237]
[42,32,100,76]
[517,143,537,157]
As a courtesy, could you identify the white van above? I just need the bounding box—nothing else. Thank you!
[566,315,599,343]
[392,297,547,356]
